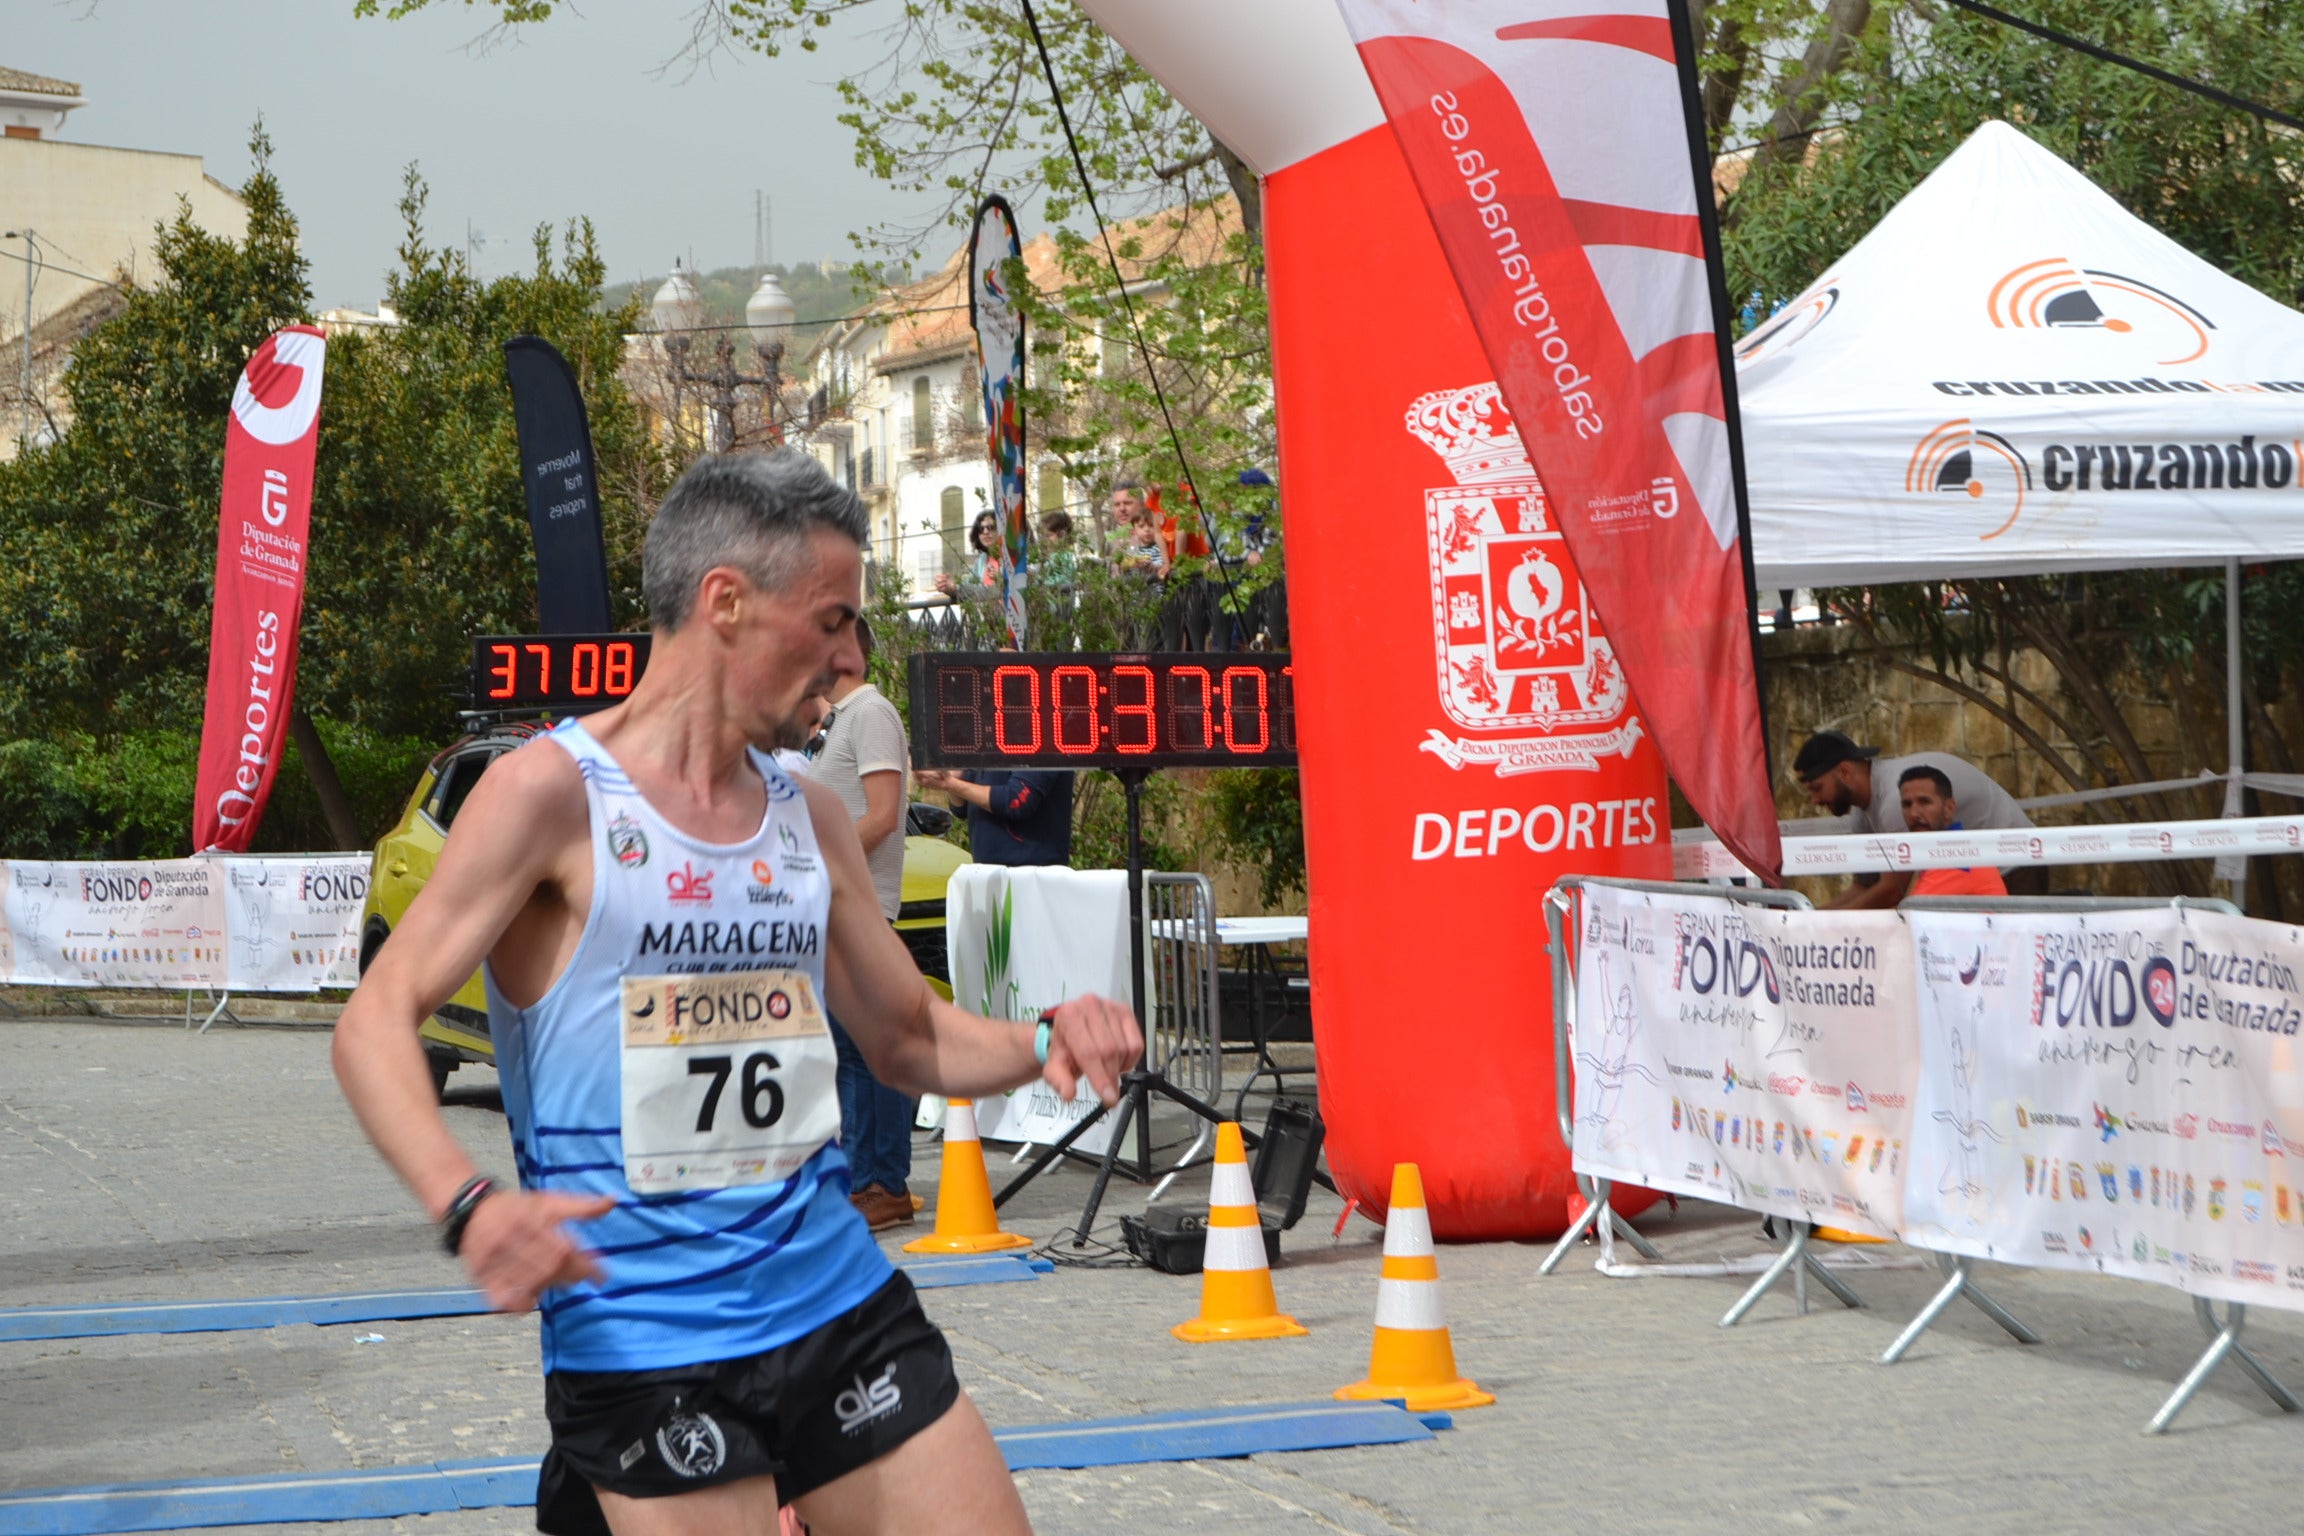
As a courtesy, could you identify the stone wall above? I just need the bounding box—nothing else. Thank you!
[1758,622,2297,912]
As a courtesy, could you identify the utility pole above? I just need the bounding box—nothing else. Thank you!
[4,228,32,453]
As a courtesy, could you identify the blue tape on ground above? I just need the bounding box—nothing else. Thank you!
[898,1253,1050,1289]
[0,1255,1047,1342]
[0,1290,493,1344]
[996,1400,1438,1471]
[0,1402,1437,1534]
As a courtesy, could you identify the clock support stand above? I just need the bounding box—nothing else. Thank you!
[991,767,1234,1244]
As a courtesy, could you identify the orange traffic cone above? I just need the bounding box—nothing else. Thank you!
[1173,1122,1307,1342]
[1336,1163,1494,1410]
[902,1098,1032,1254]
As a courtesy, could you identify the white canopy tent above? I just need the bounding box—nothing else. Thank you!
[1738,119,2304,589]
[1732,121,2304,892]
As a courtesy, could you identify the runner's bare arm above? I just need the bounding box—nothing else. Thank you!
[331,742,614,1308]
[801,777,1140,1107]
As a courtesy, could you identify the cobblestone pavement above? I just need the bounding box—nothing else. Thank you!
[7,1016,2304,1533]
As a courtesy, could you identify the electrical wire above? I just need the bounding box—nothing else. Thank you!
[1938,0,2304,133]
[1014,0,1244,611]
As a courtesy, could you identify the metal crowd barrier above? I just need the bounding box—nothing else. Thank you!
[1144,872,1222,1200]
[1543,878,2301,1433]
[1888,893,2297,1434]
[1540,875,1876,1326]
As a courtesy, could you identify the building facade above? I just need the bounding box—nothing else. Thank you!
[0,66,248,458]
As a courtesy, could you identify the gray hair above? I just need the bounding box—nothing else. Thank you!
[643,451,869,630]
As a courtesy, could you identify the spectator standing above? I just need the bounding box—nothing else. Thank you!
[1109,479,1170,649]
[1793,730,2033,908]
[917,767,1075,868]
[812,618,920,1232]
[936,510,1004,601]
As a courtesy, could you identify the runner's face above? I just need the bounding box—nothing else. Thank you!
[729,529,864,742]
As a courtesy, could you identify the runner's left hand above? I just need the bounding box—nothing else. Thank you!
[1041,994,1141,1108]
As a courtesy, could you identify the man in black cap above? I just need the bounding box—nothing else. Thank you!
[1792,731,2032,908]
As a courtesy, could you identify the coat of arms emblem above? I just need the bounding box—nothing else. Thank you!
[1410,382,1642,776]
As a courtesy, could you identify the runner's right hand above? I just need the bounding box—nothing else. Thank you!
[460,1190,616,1312]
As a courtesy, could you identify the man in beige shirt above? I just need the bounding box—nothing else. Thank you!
[813,617,918,1230]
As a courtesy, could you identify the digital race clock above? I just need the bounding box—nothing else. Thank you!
[470,634,653,712]
[905,652,1298,769]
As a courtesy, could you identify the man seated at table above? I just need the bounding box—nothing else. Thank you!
[1895,765,2007,900]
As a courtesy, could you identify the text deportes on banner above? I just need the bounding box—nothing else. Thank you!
[1573,884,1918,1238]
[1332,1,1780,882]
[192,326,327,852]
[969,196,1030,649]
[1266,123,1671,1241]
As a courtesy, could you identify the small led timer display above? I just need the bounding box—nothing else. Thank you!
[905,652,1298,769]
[469,635,653,712]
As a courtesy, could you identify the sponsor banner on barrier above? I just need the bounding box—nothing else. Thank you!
[1572,885,1917,1237]
[949,865,1135,1156]
[221,857,367,991]
[6,860,228,989]
[1902,907,2304,1310]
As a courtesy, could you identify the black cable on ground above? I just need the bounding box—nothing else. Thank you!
[1014,0,1244,616]
[1035,1224,1147,1269]
[1939,0,2304,133]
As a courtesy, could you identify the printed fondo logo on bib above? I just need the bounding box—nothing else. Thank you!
[621,968,841,1194]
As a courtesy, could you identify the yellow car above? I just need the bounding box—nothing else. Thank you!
[360,726,966,1097]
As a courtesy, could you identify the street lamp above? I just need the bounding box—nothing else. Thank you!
[649,259,803,454]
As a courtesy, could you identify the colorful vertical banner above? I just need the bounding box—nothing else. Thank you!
[192,326,327,852]
[969,195,1030,647]
[1332,0,1781,881]
[504,336,614,634]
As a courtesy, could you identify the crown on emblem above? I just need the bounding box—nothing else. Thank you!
[1405,383,1534,486]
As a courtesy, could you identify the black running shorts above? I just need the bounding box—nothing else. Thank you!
[535,1270,960,1534]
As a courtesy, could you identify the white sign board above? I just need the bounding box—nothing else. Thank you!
[5,860,228,989]
[220,856,367,991]
[1903,906,2304,1309]
[1573,885,1918,1238]
[949,865,1139,1157]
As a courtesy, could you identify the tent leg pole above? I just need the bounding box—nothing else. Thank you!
[2226,557,2246,910]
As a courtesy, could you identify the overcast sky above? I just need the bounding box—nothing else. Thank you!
[13,0,931,309]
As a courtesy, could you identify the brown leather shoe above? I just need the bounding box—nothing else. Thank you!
[851,1184,915,1232]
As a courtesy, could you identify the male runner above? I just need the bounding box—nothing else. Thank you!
[334,451,1140,1536]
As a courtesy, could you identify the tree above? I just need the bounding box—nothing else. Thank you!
[1718,2,2304,907]
[0,136,660,854]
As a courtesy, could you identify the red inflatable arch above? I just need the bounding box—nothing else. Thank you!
[1079,0,1672,1238]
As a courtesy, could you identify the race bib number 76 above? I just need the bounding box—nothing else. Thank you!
[621,968,841,1195]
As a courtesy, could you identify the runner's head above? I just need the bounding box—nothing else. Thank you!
[643,451,869,740]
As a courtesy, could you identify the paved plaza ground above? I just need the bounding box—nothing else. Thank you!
[6,1014,2304,1533]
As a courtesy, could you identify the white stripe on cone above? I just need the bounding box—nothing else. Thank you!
[1384,1202,1433,1257]
[1210,1156,1256,1208]
[1203,1224,1269,1272]
[945,1100,980,1143]
[1373,1278,1448,1331]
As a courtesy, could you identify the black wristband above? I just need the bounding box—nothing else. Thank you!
[439,1175,498,1257]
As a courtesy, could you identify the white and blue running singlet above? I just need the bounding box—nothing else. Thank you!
[486,719,891,1374]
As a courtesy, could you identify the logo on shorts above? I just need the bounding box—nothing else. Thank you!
[834,1363,902,1436]
[608,813,649,869]
[655,1409,727,1478]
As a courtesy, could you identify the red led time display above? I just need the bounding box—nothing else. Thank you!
[469,634,653,712]
[906,653,1298,769]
